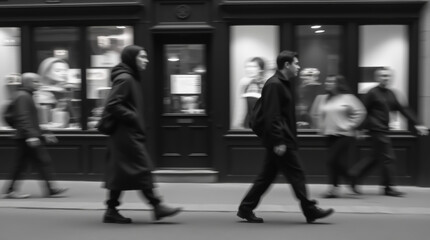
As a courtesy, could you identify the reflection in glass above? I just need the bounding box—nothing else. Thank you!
[296,25,342,129]
[359,25,409,130]
[163,44,206,114]
[0,27,21,129]
[34,27,81,130]
[86,26,133,130]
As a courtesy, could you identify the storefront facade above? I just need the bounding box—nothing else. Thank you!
[0,0,429,186]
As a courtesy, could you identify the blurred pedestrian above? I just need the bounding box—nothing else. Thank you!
[350,67,428,197]
[310,75,366,198]
[2,73,68,199]
[101,45,181,224]
[237,50,334,224]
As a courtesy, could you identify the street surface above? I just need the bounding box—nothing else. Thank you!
[0,208,429,240]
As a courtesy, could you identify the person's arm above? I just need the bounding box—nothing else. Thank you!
[104,75,138,126]
[346,94,367,129]
[262,82,291,155]
[391,90,428,135]
[14,95,39,139]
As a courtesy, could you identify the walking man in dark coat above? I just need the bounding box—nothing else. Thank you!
[350,67,428,197]
[102,45,181,224]
[2,73,67,198]
[237,50,334,224]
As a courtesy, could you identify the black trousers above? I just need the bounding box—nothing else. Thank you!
[106,189,162,209]
[350,132,396,188]
[5,138,54,193]
[239,148,314,212]
[326,135,354,187]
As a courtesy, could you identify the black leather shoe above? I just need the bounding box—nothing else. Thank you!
[103,209,132,224]
[154,204,182,220]
[303,206,334,223]
[384,188,405,197]
[237,210,264,223]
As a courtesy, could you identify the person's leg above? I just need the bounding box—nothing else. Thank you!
[237,149,278,223]
[375,134,403,196]
[322,136,342,198]
[3,140,31,198]
[103,190,132,224]
[138,172,181,221]
[238,149,278,212]
[350,134,380,184]
[277,149,334,223]
[30,143,54,192]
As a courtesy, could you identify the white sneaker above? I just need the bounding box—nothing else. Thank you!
[3,191,31,199]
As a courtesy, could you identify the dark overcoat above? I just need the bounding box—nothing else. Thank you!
[103,46,154,190]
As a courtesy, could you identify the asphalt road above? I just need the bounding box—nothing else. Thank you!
[0,208,429,240]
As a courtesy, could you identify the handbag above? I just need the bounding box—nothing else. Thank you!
[95,108,117,135]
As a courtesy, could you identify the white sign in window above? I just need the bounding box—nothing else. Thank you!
[170,74,201,94]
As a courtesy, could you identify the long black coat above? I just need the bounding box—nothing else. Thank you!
[104,62,154,190]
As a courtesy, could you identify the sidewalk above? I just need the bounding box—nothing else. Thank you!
[1,180,430,214]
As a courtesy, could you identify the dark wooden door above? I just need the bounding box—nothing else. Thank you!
[154,36,212,169]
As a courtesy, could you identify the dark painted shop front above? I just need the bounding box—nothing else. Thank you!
[0,0,429,186]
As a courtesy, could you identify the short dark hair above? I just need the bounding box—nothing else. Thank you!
[276,50,298,70]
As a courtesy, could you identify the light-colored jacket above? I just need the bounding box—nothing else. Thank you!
[310,94,366,136]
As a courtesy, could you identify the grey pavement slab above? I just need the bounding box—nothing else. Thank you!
[1,180,430,214]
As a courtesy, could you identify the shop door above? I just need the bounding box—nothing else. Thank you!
[155,42,211,169]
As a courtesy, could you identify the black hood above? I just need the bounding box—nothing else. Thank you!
[110,45,144,81]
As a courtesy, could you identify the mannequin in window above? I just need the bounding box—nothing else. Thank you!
[240,57,266,128]
[34,57,78,128]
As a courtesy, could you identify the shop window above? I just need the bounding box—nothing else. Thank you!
[229,25,279,130]
[0,27,21,130]
[31,26,133,131]
[34,27,81,130]
[86,26,133,130]
[295,25,342,130]
[359,25,409,131]
[162,44,206,115]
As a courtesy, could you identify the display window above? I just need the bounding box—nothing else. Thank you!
[229,25,279,130]
[359,25,409,131]
[0,28,21,130]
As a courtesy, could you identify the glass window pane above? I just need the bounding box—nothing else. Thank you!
[229,25,279,129]
[34,27,81,130]
[359,25,409,131]
[295,25,342,130]
[163,44,206,115]
[86,26,133,130]
[0,28,21,130]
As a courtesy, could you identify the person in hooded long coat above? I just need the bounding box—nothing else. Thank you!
[2,73,67,199]
[102,45,181,224]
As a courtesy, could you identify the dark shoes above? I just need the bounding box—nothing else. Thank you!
[154,204,182,221]
[383,187,405,197]
[48,188,68,197]
[237,210,264,223]
[103,208,132,224]
[303,205,334,224]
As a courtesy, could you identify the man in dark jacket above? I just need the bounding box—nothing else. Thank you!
[2,73,67,199]
[351,67,428,197]
[237,50,334,224]
[102,45,181,224]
